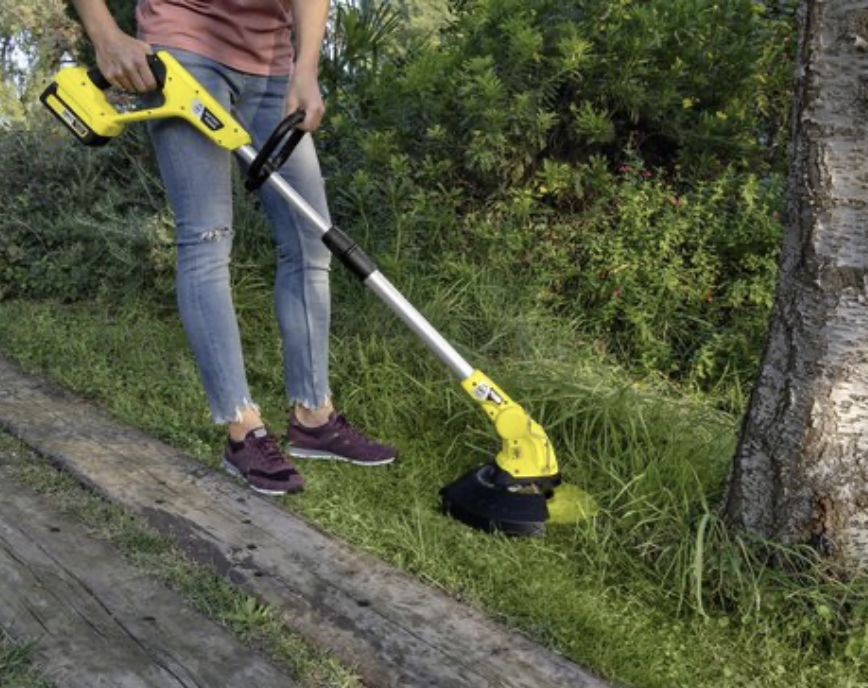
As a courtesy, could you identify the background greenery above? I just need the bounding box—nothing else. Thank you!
[2,0,796,402]
[8,2,868,688]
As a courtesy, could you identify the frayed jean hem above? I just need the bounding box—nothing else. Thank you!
[288,393,332,412]
[212,398,260,425]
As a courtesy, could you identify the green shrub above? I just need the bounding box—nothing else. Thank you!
[319,0,796,392]
[0,123,175,303]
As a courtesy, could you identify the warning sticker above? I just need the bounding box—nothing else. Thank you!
[191,98,224,132]
[61,108,89,139]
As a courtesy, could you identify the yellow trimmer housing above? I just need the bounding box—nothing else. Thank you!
[40,51,250,151]
[461,371,557,480]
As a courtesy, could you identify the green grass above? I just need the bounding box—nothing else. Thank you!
[0,432,361,688]
[2,295,868,688]
[0,633,52,688]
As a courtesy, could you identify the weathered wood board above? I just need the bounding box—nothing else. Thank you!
[0,461,297,688]
[0,354,615,688]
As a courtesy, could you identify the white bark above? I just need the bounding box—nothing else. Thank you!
[725,0,868,567]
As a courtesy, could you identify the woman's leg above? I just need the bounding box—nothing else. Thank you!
[147,49,260,432]
[236,73,333,420]
[232,72,396,466]
[145,49,304,494]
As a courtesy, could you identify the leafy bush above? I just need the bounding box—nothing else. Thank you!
[0,124,175,302]
[319,0,797,391]
[335,0,796,175]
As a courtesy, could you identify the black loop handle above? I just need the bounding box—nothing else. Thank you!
[245,110,307,192]
[87,53,167,92]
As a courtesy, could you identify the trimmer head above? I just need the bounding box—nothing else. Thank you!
[439,463,554,537]
[440,462,599,536]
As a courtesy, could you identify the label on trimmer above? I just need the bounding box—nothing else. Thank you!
[191,98,224,132]
[60,107,89,139]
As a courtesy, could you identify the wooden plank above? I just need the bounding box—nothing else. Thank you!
[0,462,297,688]
[0,354,615,688]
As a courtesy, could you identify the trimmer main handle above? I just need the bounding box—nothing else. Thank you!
[86,54,167,92]
[40,51,250,150]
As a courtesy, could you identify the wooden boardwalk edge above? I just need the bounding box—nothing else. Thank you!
[0,459,297,688]
[0,354,615,688]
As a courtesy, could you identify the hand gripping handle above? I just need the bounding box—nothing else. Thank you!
[86,54,168,92]
[42,50,252,151]
[245,110,307,192]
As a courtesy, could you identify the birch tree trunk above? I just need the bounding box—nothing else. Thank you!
[724,0,868,567]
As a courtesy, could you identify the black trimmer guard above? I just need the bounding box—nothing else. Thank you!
[439,462,550,537]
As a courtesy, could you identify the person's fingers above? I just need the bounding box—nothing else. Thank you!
[306,104,325,132]
[288,103,317,131]
[137,41,158,91]
[137,64,157,91]
[97,37,155,92]
[131,52,159,91]
[99,61,120,89]
[128,64,148,92]
[284,74,325,131]
[295,100,323,131]
[111,71,133,92]
[138,61,157,91]
[99,58,132,92]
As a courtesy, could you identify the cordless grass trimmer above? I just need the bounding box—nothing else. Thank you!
[41,52,596,536]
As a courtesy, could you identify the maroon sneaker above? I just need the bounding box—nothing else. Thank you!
[223,427,305,496]
[286,412,397,466]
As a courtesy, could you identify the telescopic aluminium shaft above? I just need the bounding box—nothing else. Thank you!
[236,144,475,382]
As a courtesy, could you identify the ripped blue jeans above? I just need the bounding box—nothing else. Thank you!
[147,47,332,423]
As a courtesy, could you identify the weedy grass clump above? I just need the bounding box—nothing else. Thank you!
[0,632,52,688]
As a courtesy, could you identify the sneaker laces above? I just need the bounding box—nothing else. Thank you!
[254,432,292,468]
[333,413,368,442]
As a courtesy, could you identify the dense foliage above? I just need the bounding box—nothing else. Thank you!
[0,1,80,121]
[0,126,174,303]
[320,0,796,391]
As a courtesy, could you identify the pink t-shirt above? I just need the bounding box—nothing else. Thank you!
[137,0,294,76]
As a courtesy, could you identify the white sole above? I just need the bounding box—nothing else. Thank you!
[222,458,294,496]
[286,447,396,467]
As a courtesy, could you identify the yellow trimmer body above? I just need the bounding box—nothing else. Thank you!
[461,371,557,480]
[41,52,250,150]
